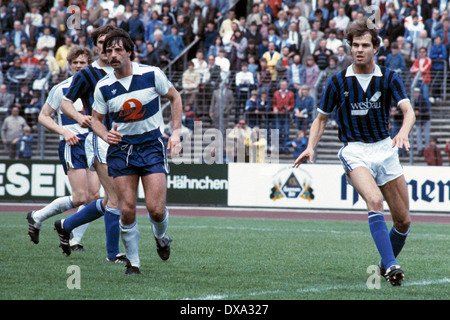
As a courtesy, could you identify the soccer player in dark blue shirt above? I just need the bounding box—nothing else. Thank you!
[294,19,416,286]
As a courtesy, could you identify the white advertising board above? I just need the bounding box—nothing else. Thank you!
[228,163,450,213]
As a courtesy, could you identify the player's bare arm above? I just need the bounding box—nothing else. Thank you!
[164,86,183,158]
[293,112,329,167]
[392,100,416,151]
[60,98,92,128]
[38,103,80,146]
[91,110,122,144]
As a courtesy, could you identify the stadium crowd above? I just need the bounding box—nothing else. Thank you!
[0,0,449,163]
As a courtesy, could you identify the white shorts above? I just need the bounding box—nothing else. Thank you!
[338,137,404,186]
[85,131,109,170]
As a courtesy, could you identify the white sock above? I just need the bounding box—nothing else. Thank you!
[33,196,75,224]
[70,204,88,246]
[149,207,169,239]
[120,220,140,268]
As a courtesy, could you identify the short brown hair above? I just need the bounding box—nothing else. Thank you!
[67,46,94,65]
[344,18,380,49]
[91,25,117,46]
[103,28,136,61]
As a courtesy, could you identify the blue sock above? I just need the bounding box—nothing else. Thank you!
[63,199,105,232]
[104,206,121,260]
[390,226,409,258]
[368,211,397,269]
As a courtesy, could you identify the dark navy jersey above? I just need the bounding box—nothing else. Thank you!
[319,65,409,143]
[63,61,114,129]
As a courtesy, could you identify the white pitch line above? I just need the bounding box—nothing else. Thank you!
[184,278,450,300]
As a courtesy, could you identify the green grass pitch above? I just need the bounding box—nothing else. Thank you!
[1,212,448,300]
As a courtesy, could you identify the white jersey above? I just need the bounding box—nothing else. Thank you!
[93,62,172,145]
[46,76,88,140]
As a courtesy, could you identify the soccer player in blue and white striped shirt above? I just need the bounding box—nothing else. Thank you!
[294,19,416,286]
[91,29,183,274]
[28,47,100,250]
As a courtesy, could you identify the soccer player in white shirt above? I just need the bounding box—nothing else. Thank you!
[92,29,183,274]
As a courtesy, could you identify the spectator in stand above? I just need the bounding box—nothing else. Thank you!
[385,14,405,44]
[145,42,161,67]
[425,8,441,40]
[412,88,431,156]
[188,6,206,47]
[286,130,308,160]
[405,14,425,45]
[385,42,407,73]
[88,0,103,25]
[55,35,74,72]
[396,36,412,66]
[245,39,261,64]
[210,83,234,133]
[6,57,28,97]
[245,22,263,47]
[7,20,30,50]
[128,8,145,41]
[411,30,432,62]
[314,38,333,70]
[207,35,224,58]
[229,29,248,72]
[182,61,201,111]
[262,41,281,81]
[258,37,270,58]
[14,125,33,159]
[182,105,198,131]
[1,105,27,158]
[304,55,320,94]
[219,9,239,40]
[424,137,443,166]
[246,3,261,28]
[376,38,391,66]
[164,25,185,61]
[326,29,343,54]
[433,17,450,48]
[95,8,111,27]
[203,54,222,104]
[267,25,281,51]
[333,6,351,33]
[286,53,306,93]
[203,22,219,56]
[215,48,230,82]
[153,29,172,69]
[257,57,272,95]
[226,117,252,162]
[324,55,341,79]
[235,62,256,122]
[273,79,295,154]
[36,26,56,54]
[245,90,260,128]
[0,84,14,125]
[41,47,60,83]
[275,46,292,82]
[275,10,290,35]
[336,45,353,69]
[294,85,314,132]
[134,35,148,62]
[444,139,450,165]
[145,10,163,43]
[429,35,447,102]
[410,46,432,104]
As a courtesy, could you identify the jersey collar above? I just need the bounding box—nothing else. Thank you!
[345,64,382,77]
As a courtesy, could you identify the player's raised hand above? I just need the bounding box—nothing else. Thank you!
[107,123,123,145]
[293,148,314,168]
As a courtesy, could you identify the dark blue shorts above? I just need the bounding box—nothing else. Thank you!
[58,139,88,174]
[107,138,169,177]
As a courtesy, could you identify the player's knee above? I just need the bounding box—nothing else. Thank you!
[365,194,384,211]
[71,190,88,207]
[120,207,136,225]
[394,215,411,233]
[87,190,100,203]
[148,206,165,223]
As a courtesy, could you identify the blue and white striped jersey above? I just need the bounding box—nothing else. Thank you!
[93,62,172,145]
[319,64,410,143]
[46,76,88,139]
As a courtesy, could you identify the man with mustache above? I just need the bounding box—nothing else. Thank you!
[91,29,183,275]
